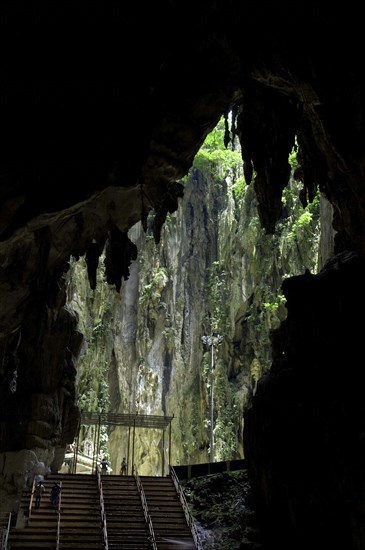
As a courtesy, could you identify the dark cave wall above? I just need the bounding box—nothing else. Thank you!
[0,277,82,459]
[244,251,365,550]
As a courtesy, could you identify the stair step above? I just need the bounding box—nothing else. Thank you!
[60,534,103,541]
[151,519,191,527]
[60,545,103,549]
[107,532,150,540]
[107,542,151,548]
[106,520,147,527]
[27,509,101,517]
[8,533,56,541]
[7,544,58,549]
[30,518,100,526]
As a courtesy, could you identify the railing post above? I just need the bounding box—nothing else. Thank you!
[55,481,62,550]
[97,470,109,550]
[28,478,36,523]
[170,466,202,550]
[132,417,136,474]
[134,469,157,550]
[162,428,165,476]
[1,512,11,550]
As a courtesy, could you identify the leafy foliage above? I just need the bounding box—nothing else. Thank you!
[139,266,169,307]
[181,470,262,549]
[67,256,112,455]
[193,116,246,197]
[204,261,229,334]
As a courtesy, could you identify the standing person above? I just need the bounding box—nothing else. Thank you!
[100,456,109,475]
[50,482,61,509]
[120,457,127,475]
[68,456,74,474]
[34,480,45,509]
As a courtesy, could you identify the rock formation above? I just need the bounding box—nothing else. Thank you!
[68,150,323,480]
[1,3,365,548]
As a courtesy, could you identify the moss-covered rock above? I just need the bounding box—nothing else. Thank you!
[181,470,263,549]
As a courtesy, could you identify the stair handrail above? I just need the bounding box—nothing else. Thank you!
[97,470,109,550]
[170,466,203,550]
[133,466,157,550]
[28,477,36,521]
[55,481,62,550]
[1,512,11,550]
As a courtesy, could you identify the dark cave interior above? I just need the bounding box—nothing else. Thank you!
[1,3,365,549]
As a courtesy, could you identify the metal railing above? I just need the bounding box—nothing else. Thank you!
[55,481,62,550]
[133,466,157,550]
[28,478,36,522]
[170,466,203,550]
[1,513,11,550]
[97,471,109,550]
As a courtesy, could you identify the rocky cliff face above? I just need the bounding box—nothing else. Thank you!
[67,148,326,479]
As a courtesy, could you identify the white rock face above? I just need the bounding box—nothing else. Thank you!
[0,448,53,512]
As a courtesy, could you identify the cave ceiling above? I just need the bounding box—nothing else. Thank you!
[1,1,364,345]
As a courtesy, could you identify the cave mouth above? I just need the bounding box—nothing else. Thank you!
[66,116,322,479]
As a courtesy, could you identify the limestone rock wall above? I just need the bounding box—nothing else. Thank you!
[69,163,326,477]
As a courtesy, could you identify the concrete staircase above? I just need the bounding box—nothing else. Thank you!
[142,476,196,549]
[7,473,197,549]
[55,473,105,549]
[7,473,104,549]
[101,475,150,549]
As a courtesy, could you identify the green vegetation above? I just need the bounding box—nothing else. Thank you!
[193,116,246,197]
[139,266,169,307]
[288,140,299,168]
[68,114,322,469]
[194,123,320,463]
[181,470,261,549]
[262,293,286,311]
[278,174,320,257]
[67,256,112,456]
[214,370,240,460]
[204,260,229,335]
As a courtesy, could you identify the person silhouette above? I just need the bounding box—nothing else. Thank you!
[50,482,61,508]
[120,457,127,475]
[34,481,45,509]
[100,456,109,475]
